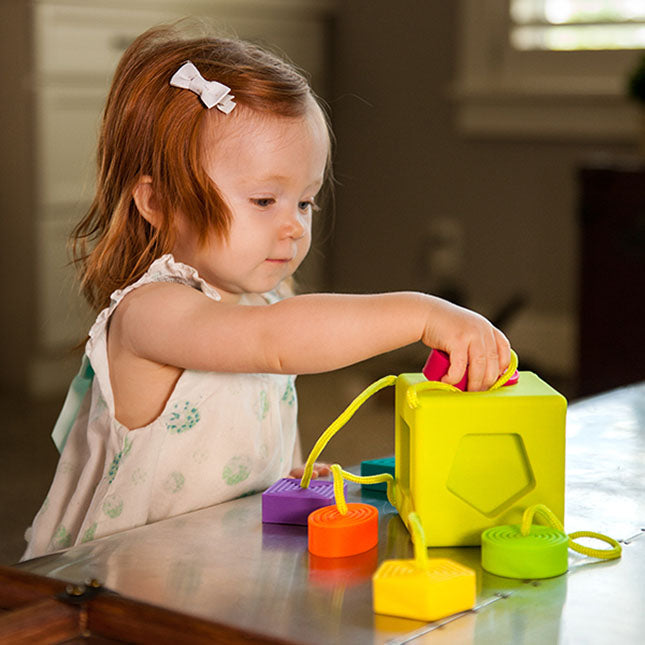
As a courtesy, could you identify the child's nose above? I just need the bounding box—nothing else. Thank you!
[281,208,307,240]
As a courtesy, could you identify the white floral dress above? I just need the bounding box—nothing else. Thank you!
[22,255,298,560]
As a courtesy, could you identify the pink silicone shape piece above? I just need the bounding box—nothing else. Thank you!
[422,349,519,391]
[422,349,468,390]
[262,478,346,526]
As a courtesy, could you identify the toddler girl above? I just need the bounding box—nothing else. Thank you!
[23,24,510,559]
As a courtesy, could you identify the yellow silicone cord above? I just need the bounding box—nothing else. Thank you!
[520,503,562,536]
[330,464,397,515]
[300,375,397,489]
[488,349,519,391]
[521,503,622,561]
[407,349,519,409]
[331,464,348,514]
[567,531,622,560]
[408,512,429,570]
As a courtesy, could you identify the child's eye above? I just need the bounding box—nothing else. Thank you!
[251,198,275,208]
[299,200,320,213]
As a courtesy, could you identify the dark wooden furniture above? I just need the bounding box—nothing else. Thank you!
[578,157,645,396]
[0,566,294,645]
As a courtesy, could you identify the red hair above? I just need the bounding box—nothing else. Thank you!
[72,23,330,312]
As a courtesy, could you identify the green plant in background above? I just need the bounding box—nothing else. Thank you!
[627,54,645,104]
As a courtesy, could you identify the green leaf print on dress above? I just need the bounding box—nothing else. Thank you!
[50,524,72,550]
[103,494,124,519]
[254,391,270,420]
[222,455,251,486]
[81,523,97,543]
[167,401,201,434]
[131,467,147,486]
[163,471,185,494]
[107,436,133,484]
[282,378,295,406]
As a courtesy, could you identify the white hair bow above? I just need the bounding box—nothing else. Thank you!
[170,61,236,114]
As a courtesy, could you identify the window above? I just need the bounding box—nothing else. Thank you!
[511,0,645,51]
[455,0,645,139]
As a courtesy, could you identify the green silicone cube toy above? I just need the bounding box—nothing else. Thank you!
[394,371,567,546]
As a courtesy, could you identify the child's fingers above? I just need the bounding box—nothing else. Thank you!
[483,349,503,390]
[466,352,488,392]
[288,462,331,479]
[442,349,468,387]
[444,327,489,392]
[468,330,511,391]
[313,462,331,476]
[470,340,502,392]
[496,330,512,374]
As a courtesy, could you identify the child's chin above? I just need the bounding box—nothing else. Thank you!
[244,279,285,295]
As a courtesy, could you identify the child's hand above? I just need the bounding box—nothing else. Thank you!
[288,462,331,479]
[422,297,511,392]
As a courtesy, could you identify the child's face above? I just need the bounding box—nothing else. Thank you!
[172,104,329,303]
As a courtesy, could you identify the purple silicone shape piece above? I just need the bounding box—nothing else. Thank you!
[262,478,345,525]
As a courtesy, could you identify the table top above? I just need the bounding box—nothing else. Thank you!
[18,383,645,644]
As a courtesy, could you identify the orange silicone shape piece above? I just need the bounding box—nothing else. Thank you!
[308,503,379,558]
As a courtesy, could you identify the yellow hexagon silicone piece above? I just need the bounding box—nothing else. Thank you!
[372,558,476,622]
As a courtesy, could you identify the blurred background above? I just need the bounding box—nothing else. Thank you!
[1,0,644,564]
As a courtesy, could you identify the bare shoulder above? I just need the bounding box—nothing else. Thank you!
[115,280,208,318]
[111,282,213,349]
[107,282,211,428]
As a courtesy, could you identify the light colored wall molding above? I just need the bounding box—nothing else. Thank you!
[453,83,641,141]
[455,0,644,141]
[35,0,338,18]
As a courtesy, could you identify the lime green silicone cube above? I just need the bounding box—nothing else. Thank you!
[394,372,566,546]
[373,558,476,622]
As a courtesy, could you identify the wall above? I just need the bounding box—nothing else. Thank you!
[1,1,640,399]
[329,1,636,390]
[0,1,37,398]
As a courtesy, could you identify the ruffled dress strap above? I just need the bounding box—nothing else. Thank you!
[51,254,221,450]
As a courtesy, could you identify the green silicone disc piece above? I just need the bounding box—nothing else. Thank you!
[481,524,569,579]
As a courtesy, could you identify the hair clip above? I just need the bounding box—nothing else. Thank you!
[170,61,236,114]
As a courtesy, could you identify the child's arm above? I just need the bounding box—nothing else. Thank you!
[113,284,510,391]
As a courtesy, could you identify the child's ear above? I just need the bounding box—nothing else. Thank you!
[132,176,162,228]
